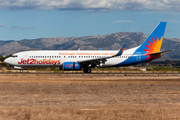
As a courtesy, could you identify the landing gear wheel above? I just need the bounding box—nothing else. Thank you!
[83,68,91,73]
[20,69,23,73]
[87,69,91,73]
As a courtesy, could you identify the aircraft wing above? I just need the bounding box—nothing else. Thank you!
[78,44,126,67]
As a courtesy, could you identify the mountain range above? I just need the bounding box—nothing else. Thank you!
[0,32,180,60]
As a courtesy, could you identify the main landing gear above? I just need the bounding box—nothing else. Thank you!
[83,68,91,73]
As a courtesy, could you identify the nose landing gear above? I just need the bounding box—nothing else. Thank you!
[20,69,23,73]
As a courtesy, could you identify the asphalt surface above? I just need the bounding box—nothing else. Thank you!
[0,72,180,76]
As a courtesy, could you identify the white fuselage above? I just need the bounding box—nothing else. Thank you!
[4,47,138,68]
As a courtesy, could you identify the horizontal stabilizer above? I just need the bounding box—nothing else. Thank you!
[149,50,173,55]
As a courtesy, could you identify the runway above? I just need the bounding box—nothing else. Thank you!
[0,72,180,77]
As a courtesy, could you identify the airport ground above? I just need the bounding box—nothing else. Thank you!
[0,74,180,120]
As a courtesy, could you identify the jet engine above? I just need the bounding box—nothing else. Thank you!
[62,62,82,70]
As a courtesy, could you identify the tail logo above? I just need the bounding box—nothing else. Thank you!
[144,36,163,60]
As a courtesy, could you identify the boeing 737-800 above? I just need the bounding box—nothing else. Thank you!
[4,22,171,73]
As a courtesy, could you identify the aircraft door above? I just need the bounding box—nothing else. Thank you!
[136,52,141,61]
[23,53,28,59]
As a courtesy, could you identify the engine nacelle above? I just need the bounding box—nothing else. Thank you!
[63,62,82,70]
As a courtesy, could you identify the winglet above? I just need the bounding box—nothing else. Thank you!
[114,44,126,56]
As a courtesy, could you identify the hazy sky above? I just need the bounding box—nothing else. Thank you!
[0,0,180,40]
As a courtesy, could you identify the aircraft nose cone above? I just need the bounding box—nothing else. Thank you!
[4,58,10,64]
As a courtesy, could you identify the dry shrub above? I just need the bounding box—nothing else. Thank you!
[1,67,7,72]
[46,68,51,71]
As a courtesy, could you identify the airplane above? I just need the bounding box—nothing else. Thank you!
[4,22,172,73]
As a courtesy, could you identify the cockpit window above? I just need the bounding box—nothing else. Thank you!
[11,55,18,58]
